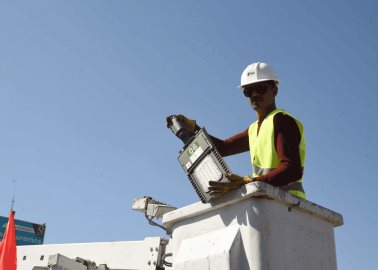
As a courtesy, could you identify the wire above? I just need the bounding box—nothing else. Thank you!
[144,213,167,232]
[162,253,173,267]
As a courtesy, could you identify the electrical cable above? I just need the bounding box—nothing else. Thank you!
[162,253,172,267]
[144,213,167,232]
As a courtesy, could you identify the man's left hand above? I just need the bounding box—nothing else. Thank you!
[208,173,253,199]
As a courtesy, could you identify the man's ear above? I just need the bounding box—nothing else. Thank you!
[273,86,278,96]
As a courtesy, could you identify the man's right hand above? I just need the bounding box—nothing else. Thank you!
[166,114,197,133]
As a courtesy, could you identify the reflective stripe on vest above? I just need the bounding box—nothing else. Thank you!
[280,181,305,193]
[248,109,306,199]
[253,164,305,194]
[252,164,275,176]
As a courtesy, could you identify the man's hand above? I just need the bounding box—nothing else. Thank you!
[166,114,197,133]
[208,173,253,199]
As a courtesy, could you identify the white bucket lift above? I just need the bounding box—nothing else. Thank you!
[17,181,343,270]
[162,181,343,270]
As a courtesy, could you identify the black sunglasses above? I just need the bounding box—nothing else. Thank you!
[243,83,273,97]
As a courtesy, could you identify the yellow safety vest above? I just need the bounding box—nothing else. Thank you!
[248,109,306,199]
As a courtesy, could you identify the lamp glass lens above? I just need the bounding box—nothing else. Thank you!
[193,156,222,192]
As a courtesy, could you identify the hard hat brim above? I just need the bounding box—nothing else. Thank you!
[237,79,280,89]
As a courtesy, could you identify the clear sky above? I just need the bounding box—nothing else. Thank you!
[0,1,377,269]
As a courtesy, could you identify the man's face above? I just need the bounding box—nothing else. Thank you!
[242,81,277,111]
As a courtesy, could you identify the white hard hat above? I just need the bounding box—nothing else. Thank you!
[239,62,279,88]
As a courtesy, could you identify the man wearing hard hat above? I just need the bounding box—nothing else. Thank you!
[176,62,306,199]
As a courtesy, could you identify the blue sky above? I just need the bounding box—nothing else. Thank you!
[0,1,377,269]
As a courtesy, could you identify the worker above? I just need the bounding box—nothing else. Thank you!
[170,62,306,200]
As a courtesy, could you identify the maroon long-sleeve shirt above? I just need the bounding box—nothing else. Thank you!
[209,113,303,187]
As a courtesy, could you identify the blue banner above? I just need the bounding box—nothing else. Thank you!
[0,215,46,246]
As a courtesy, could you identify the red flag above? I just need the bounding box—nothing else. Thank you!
[0,211,17,270]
